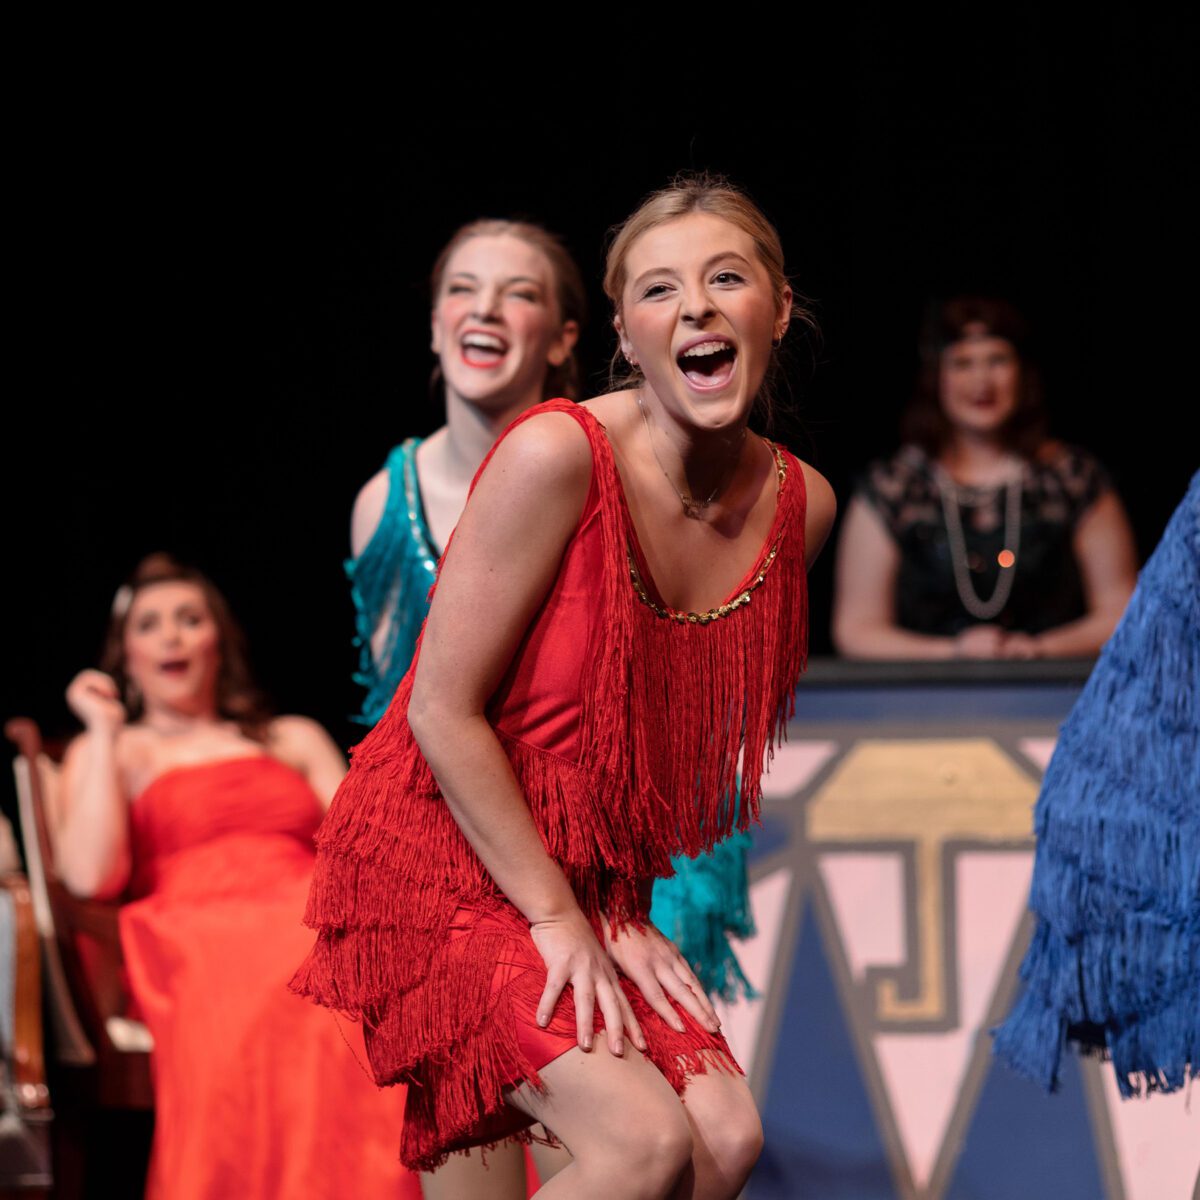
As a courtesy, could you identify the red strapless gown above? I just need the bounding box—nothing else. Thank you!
[119,755,420,1200]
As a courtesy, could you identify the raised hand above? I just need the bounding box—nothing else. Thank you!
[65,669,127,735]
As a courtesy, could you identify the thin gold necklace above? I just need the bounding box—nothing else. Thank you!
[636,393,746,519]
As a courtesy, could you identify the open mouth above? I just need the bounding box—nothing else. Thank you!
[677,338,737,390]
[159,659,189,676]
[461,331,509,368]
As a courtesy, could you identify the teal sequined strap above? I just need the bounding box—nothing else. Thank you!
[346,439,440,726]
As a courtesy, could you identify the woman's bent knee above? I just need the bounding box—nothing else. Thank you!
[571,1120,691,1198]
[617,1109,693,1192]
[704,1104,764,1185]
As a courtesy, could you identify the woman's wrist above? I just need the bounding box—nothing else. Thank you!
[525,889,587,928]
[82,720,123,743]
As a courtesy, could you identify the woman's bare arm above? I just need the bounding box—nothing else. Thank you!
[55,671,133,899]
[406,411,643,1054]
[350,467,389,559]
[407,413,592,922]
[268,715,347,810]
[832,496,969,659]
[801,462,838,569]
[1013,489,1138,658]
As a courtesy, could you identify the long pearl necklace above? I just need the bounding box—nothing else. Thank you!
[933,462,1023,621]
[636,393,746,519]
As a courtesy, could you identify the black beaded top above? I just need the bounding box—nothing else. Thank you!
[856,442,1112,636]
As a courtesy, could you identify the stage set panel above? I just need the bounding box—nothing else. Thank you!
[721,663,1199,1200]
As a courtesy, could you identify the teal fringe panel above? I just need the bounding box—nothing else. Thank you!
[651,831,758,1002]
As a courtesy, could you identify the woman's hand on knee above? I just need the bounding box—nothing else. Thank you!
[530,909,647,1057]
[604,921,722,1035]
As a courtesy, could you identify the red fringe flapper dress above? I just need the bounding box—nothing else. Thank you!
[290,399,808,1171]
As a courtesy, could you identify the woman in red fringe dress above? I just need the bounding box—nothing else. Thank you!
[292,176,837,1199]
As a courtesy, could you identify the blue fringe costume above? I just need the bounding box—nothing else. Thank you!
[993,471,1199,1096]
[348,438,757,1001]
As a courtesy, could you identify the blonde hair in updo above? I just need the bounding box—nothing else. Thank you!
[603,173,815,425]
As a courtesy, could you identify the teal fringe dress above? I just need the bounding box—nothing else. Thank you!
[993,471,1199,1096]
[347,439,757,1001]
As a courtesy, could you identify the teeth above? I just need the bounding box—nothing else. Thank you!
[462,333,507,351]
[680,341,732,358]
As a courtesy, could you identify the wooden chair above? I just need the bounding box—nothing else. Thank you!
[0,871,52,1198]
[5,719,153,1198]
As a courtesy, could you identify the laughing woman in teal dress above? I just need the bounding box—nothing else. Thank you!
[346,219,762,1197]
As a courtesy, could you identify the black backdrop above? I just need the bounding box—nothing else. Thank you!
[9,16,1197,758]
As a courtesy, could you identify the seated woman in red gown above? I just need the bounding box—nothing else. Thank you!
[53,552,420,1200]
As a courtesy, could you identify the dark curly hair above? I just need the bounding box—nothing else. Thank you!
[904,295,1048,459]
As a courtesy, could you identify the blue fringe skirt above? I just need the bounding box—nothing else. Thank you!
[993,472,1200,1096]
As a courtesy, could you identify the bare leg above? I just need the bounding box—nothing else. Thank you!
[668,1069,763,1200]
[420,1139,527,1200]
[529,1133,573,1185]
[508,1046,694,1199]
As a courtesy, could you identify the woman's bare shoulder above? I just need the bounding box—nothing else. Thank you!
[266,716,347,805]
[350,466,391,558]
[796,459,838,564]
[581,390,636,424]
[266,714,341,760]
[798,459,836,508]
[479,408,594,498]
[268,715,348,763]
[266,713,329,744]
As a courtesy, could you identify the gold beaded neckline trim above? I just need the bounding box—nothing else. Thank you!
[627,441,789,625]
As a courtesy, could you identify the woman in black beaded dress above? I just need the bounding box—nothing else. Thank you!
[833,296,1137,659]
